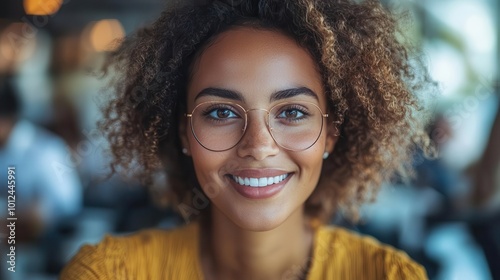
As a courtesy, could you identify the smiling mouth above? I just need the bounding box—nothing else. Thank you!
[229,173,290,188]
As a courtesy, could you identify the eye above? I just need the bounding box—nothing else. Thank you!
[210,108,237,119]
[276,107,308,120]
[203,105,240,120]
[278,109,303,119]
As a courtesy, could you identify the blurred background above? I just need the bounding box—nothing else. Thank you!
[0,0,498,279]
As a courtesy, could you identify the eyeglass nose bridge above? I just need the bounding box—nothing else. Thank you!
[243,107,273,132]
[239,107,282,152]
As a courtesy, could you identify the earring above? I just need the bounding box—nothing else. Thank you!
[323,152,329,159]
[182,148,189,155]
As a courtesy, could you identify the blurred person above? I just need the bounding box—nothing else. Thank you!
[414,114,458,198]
[358,114,463,278]
[61,0,436,279]
[469,88,500,280]
[471,92,500,209]
[0,76,83,241]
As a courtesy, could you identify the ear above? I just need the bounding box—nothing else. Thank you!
[325,121,339,154]
[178,115,190,155]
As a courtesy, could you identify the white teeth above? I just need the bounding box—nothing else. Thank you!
[274,175,280,183]
[258,178,267,187]
[249,178,259,187]
[267,177,274,184]
[232,174,289,188]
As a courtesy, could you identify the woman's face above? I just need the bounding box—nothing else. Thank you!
[181,27,336,231]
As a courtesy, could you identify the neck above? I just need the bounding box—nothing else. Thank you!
[201,207,314,280]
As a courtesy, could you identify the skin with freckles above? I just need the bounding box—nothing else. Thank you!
[180,27,336,280]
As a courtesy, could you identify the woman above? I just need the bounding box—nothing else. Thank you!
[62,0,434,279]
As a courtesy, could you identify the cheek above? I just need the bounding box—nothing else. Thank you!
[305,136,327,166]
[188,135,232,195]
[294,137,326,185]
[190,144,217,181]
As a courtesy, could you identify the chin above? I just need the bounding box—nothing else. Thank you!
[224,205,292,232]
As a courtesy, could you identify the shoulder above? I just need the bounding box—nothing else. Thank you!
[309,226,427,280]
[60,223,200,280]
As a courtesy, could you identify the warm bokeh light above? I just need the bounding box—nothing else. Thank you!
[24,0,63,16]
[0,23,37,70]
[88,19,125,52]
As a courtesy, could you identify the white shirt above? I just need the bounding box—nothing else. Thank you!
[0,120,82,227]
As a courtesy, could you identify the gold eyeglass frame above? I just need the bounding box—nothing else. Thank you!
[185,101,329,152]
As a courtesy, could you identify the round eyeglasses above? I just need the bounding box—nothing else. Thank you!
[185,101,329,152]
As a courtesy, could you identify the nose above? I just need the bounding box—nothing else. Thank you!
[236,109,280,160]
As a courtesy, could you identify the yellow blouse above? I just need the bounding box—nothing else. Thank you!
[61,223,427,279]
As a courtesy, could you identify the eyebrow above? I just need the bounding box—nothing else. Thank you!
[194,86,319,102]
[270,87,319,102]
[194,88,244,101]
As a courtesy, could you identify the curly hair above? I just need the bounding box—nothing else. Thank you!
[100,0,435,222]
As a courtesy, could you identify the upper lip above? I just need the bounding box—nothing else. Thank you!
[228,169,291,178]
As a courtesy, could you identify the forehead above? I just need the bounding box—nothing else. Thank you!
[187,27,324,104]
